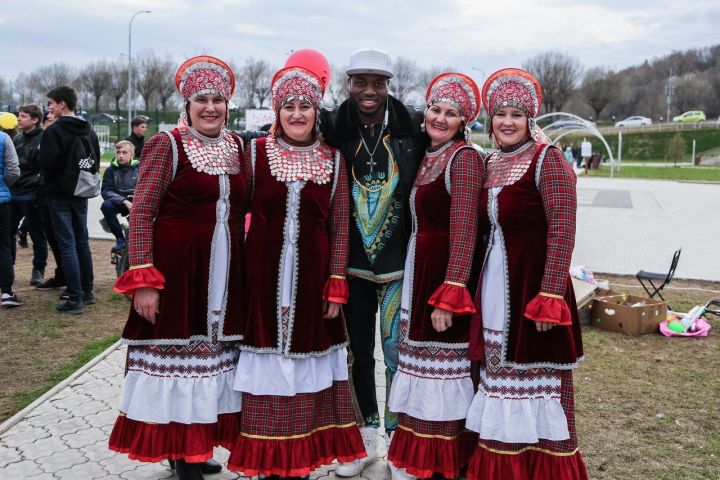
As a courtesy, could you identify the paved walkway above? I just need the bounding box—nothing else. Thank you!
[572,176,720,281]
[0,340,390,480]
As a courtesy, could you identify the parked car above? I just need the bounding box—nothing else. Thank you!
[672,111,706,123]
[90,113,124,124]
[615,116,652,128]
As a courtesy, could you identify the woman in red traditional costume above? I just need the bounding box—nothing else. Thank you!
[226,63,366,479]
[109,56,247,480]
[385,73,483,480]
[464,68,588,480]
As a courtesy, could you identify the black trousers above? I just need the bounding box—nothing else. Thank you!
[0,203,14,292]
[344,275,402,430]
[37,202,65,282]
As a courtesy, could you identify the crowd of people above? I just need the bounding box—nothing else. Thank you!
[1,47,588,480]
[0,98,146,312]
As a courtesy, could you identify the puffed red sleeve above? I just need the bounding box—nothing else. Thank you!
[323,150,350,304]
[113,132,174,295]
[427,148,481,314]
[523,146,576,325]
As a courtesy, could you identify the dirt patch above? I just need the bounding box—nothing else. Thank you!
[0,239,129,421]
[578,272,720,479]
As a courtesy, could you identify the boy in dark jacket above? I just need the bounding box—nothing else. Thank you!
[100,140,138,250]
[11,104,48,286]
[38,86,99,315]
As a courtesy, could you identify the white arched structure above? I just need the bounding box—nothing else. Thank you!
[537,112,618,178]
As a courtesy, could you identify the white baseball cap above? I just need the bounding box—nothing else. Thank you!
[346,48,394,78]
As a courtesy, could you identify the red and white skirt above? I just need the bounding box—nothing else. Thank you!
[389,413,476,479]
[227,380,365,477]
[465,327,588,480]
[109,338,242,462]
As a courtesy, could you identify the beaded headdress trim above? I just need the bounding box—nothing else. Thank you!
[175,56,235,102]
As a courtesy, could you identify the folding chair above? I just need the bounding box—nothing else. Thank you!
[636,248,682,302]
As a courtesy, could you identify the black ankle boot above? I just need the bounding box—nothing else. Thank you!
[172,459,204,480]
[169,458,222,475]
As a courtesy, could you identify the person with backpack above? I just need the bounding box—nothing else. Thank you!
[38,85,100,314]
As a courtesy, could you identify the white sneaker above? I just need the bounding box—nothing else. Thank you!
[389,461,417,480]
[335,426,380,477]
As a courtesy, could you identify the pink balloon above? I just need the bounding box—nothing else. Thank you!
[284,49,331,92]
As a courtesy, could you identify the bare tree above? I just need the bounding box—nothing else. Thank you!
[418,66,456,90]
[13,73,39,105]
[673,74,713,112]
[391,57,421,103]
[27,63,78,95]
[580,67,619,119]
[135,51,163,110]
[155,56,177,115]
[80,60,113,112]
[237,58,272,108]
[107,63,128,114]
[325,64,348,106]
[523,52,582,113]
[0,76,9,104]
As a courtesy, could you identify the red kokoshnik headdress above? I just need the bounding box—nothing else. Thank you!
[426,72,481,123]
[175,55,235,102]
[482,68,545,142]
[271,66,324,111]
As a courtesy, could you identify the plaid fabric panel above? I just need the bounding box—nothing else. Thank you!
[398,413,468,438]
[445,148,482,285]
[329,152,350,277]
[241,381,356,437]
[128,133,175,267]
[537,147,576,296]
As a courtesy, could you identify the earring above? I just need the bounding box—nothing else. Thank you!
[420,122,426,133]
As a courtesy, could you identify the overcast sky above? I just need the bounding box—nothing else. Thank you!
[1,0,718,84]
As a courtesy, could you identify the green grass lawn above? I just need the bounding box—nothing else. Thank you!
[586,165,720,182]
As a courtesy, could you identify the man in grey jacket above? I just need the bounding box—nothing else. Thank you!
[0,125,22,307]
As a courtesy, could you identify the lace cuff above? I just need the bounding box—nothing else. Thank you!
[427,282,476,314]
[524,293,572,325]
[114,265,166,295]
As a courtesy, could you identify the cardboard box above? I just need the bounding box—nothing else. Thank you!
[591,295,667,336]
[571,278,618,326]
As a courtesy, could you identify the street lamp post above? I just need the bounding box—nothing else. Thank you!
[128,10,151,135]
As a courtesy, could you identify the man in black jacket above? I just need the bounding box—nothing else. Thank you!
[100,140,138,251]
[38,86,100,314]
[321,48,426,477]
[10,104,48,286]
[125,116,147,159]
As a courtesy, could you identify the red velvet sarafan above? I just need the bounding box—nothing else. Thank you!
[407,143,480,345]
[470,143,583,367]
[242,137,347,354]
[120,129,248,342]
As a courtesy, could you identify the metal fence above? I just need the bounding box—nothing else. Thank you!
[598,121,720,135]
